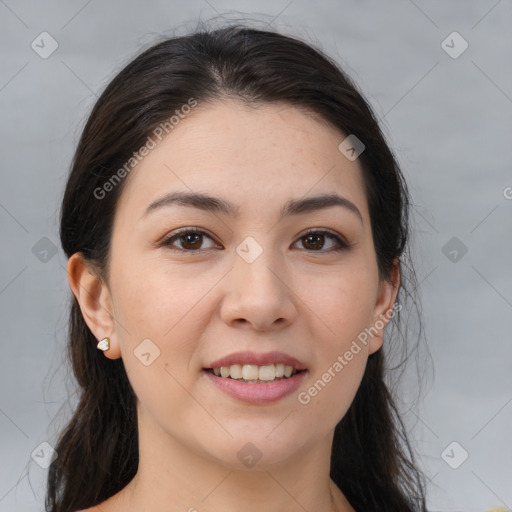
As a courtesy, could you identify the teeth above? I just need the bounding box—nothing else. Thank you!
[210,363,299,381]
[229,364,242,379]
[242,364,259,381]
[258,364,275,381]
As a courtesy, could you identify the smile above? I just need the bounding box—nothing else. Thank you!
[203,366,308,404]
[206,363,303,383]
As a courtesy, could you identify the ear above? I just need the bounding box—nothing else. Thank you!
[368,258,401,355]
[66,252,122,360]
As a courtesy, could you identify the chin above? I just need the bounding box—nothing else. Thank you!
[199,430,309,470]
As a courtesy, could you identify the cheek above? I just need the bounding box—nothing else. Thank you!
[303,261,378,341]
[296,262,377,414]
[111,267,205,419]
[110,259,220,398]
[111,257,206,339]
[298,303,371,428]
[299,357,367,423]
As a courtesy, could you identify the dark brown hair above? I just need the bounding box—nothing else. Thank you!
[48,22,428,512]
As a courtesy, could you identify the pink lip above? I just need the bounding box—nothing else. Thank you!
[205,351,307,370]
[203,369,308,404]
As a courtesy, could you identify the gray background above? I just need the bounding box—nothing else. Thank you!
[1,1,511,511]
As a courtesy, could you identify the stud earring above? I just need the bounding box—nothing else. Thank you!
[97,337,110,351]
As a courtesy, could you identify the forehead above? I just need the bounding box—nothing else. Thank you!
[114,100,369,225]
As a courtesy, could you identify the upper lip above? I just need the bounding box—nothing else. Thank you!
[205,351,307,370]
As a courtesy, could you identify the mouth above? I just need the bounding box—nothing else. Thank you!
[204,364,307,384]
[202,363,308,404]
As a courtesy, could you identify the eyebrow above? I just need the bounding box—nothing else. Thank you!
[141,191,363,224]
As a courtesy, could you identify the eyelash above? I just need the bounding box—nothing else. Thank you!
[159,227,351,254]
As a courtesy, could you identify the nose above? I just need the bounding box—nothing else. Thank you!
[219,247,298,332]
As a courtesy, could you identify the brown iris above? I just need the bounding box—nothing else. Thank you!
[302,233,325,250]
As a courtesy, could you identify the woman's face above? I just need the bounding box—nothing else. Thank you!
[83,99,398,469]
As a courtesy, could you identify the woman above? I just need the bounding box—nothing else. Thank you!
[47,23,428,512]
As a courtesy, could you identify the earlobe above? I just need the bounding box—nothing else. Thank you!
[67,252,122,359]
[368,259,401,355]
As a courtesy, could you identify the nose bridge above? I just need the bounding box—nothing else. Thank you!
[220,233,296,329]
[234,234,284,294]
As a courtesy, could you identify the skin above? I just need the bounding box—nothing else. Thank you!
[68,99,399,512]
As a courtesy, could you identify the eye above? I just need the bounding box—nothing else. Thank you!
[160,228,219,253]
[293,229,350,253]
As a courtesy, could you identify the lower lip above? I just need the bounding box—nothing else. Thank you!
[203,369,307,404]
